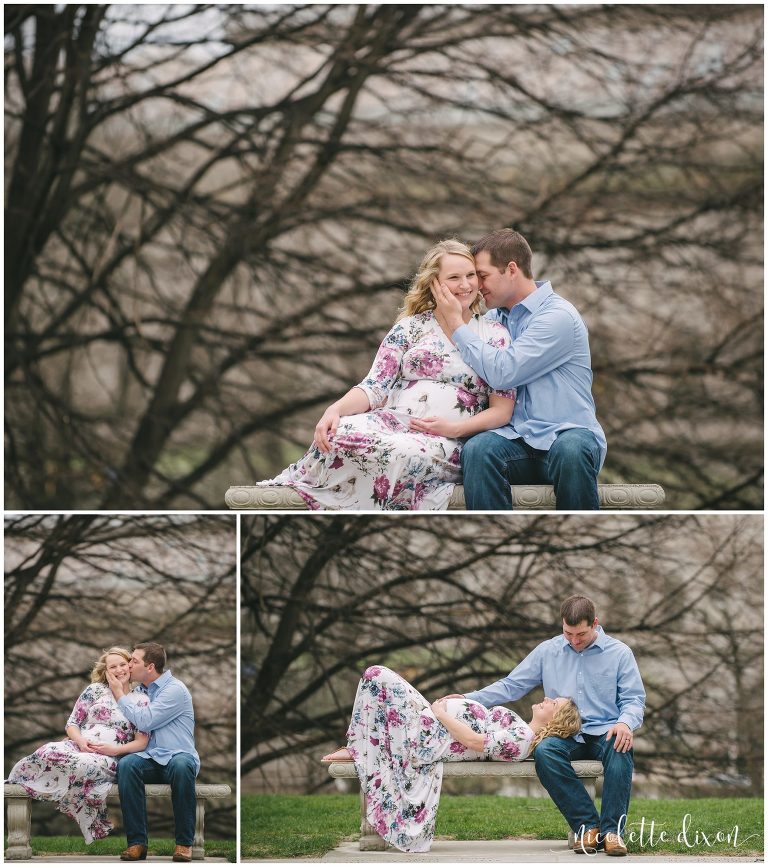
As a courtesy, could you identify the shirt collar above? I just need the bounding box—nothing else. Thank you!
[519,281,553,313]
[560,625,607,654]
[498,281,553,319]
[141,669,172,695]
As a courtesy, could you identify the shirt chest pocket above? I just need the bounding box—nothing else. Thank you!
[592,674,617,703]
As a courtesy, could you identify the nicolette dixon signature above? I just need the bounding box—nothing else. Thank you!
[569,813,759,855]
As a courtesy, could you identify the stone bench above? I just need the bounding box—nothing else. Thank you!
[226,483,665,510]
[326,759,603,851]
[4,782,231,860]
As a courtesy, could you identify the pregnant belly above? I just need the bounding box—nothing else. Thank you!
[82,724,123,745]
[389,380,483,419]
[442,697,488,728]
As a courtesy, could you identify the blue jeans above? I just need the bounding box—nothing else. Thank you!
[460,428,601,510]
[117,753,198,846]
[534,734,634,836]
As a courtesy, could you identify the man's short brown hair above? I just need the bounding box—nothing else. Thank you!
[134,641,166,673]
[560,595,596,627]
[471,228,534,279]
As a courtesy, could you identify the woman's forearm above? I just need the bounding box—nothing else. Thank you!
[454,398,514,438]
[435,713,485,752]
[115,735,149,756]
[66,725,85,746]
[332,387,371,417]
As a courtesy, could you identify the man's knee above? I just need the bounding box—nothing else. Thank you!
[460,431,510,472]
[550,429,599,468]
[166,753,197,781]
[602,743,634,773]
[533,736,570,769]
[117,753,144,780]
[461,431,493,469]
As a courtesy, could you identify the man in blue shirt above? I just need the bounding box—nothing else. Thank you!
[107,642,200,862]
[432,228,606,509]
[443,595,644,856]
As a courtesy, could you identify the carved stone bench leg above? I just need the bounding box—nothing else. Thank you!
[567,777,598,849]
[359,790,386,851]
[5,793,32,860]
[192,796,205,860]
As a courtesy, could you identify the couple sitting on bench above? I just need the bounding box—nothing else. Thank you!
[322,595,645,856]
[7,642,197,863]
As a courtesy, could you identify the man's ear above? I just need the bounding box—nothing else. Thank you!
[506,261,518,277]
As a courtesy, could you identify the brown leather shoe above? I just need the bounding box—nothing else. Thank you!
[604,833,628,856]
[120,845,148,861]
[172,844,193,862]
[574,827,601,854]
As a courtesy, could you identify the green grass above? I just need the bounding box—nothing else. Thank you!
[242,794,763,858]
[31,836,236,861]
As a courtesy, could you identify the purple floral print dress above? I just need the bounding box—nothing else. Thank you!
[259,311,515,510]
[345,666,534,853]
[7,683,149,843]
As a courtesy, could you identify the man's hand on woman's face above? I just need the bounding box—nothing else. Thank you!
[431,279,464,331]
[106,668,128,699]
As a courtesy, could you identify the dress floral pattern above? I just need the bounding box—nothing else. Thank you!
[7,683,149,843]
[259,312,515,510]
[345,666,534,852]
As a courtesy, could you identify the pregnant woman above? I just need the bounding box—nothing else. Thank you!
[257,239,516,510]
[322,665,581,852]
[6,648,150,843]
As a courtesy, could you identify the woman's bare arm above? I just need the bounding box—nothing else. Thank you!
[430,699,485,752]
[409,391,514,439]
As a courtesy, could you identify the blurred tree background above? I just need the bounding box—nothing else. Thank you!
[4,514,237,838]
[241,514,763,798]
[4,4,763,509]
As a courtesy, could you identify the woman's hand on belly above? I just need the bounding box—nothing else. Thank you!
[409,416,460,438]
[86,741,121,756]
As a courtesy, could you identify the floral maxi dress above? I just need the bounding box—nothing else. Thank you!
[258,311,515,510]
[7,683,149,843]
[346,666,535,852]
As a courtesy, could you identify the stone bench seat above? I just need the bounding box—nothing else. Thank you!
[4,782,231,861]
[326,759,603,850]
[226,483,664,510]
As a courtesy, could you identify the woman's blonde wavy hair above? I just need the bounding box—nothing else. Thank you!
[397,238,482,321]
[530,698,582,752]
[90,647,131,685]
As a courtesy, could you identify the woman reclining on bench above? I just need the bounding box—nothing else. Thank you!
[321,665,580,853]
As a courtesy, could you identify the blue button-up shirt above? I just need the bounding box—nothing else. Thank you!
[453,281,607,468]
[464,627,645,737]
[118,670,200,773]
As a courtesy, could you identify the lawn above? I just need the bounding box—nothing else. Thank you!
[242,794,763,859]
[30,836,236,862]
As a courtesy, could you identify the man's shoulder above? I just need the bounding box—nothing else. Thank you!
[537,291,586,325]
[535,635,567,654]
[167,674,194,700]
[600,631,636,655]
